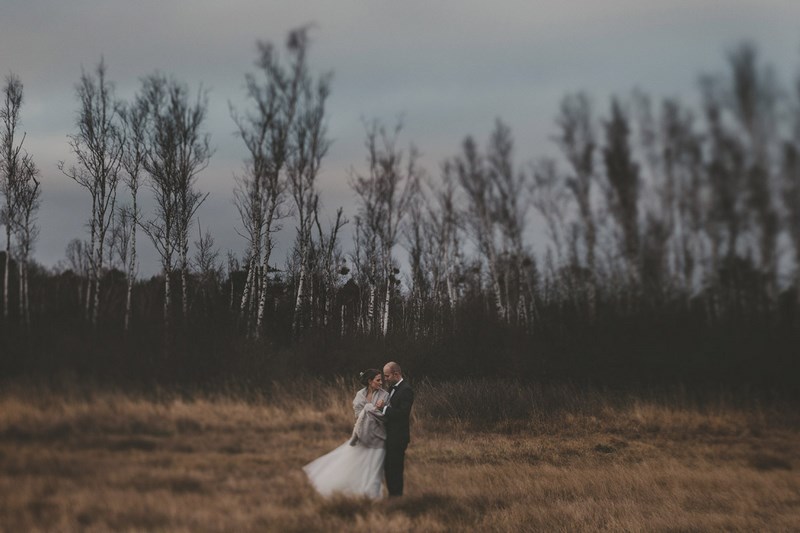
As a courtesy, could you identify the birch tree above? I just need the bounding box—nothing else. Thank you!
[453,136,506,320]
[725,44,780,309]
[12,154,41,327]
[659,99,704,300]
[0,73,25,322]
[286,29,331,335]
[59,59,124,328]
[231,30,309,337]
[140,73,211,331]
[140,74,177,332]
[783,75,800,310]
[351,121,419,337]
[171,84,211,322]
[602,98,641,293]
[486,120,531,325]
[314,206,347,329]
[120,94,148,333]
[554,92,598,319]
[430,166,462,322]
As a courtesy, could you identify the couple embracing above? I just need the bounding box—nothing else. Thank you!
[303,362,413,499]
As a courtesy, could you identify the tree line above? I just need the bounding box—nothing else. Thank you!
[1,31,798,386]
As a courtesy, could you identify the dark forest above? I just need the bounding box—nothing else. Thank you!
[2,31,798,392]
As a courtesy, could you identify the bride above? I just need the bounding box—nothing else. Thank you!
[303,369,390,499]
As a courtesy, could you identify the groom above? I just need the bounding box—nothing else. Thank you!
[376,361,413,497]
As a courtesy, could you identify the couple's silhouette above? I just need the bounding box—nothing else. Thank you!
[303,362,414,498]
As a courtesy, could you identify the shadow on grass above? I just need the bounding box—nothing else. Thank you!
[748,453,792,471]
[387,491,509,523]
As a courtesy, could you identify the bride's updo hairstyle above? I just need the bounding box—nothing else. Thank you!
[359,368,381,387]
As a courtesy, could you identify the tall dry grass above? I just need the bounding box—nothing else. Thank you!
[0,379,797,531]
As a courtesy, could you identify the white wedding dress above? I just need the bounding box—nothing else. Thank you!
[303,388,389,499]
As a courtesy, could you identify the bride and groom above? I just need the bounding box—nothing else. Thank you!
[303,362,414,499]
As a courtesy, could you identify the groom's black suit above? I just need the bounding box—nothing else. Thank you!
[384,379,413,496]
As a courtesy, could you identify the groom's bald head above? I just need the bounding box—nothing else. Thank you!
[383,362,402,385]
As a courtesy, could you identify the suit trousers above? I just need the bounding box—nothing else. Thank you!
[384,440,408,496]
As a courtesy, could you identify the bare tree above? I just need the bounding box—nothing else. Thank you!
[11,154,40,327]
[225,251,240,313]
[350,213,379,334]
[59,59,124,328]
[192,224,221,318]
[231,29,312,337]
[653,98,705,303]
[286,29,331,336]
[65,238,90,304]
[486,120,531,325]
[139,74,177,332]
[452,135,506,321]
[430,166,462,317]
[700,75,748,319]
[139,73,210,333]
[351,120,420,337]
[726,43,780,309]
[554,92,599,318]
[783,143,800,308]
[172,85,211,321]
[530,158,568,297]
[602,98,641,294]
[783,74,800,308]
[314,205,347,329]
[0,73,25,322]
[632,91,675,299]
[119,93,148,333]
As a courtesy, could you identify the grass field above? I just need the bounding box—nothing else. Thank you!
[0,379,798,532]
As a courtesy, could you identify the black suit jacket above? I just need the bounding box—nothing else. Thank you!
[384,380,413,447]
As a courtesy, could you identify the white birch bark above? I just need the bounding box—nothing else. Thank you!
[292,251,307,334]
[381,275,391,337]
[239,257,255,322]
[2,231,9,320]
[163,270,171,334]
[255,242,272,338]
[181,239,188,320]
[124,200,136,334]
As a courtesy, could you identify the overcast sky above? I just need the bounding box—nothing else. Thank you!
[2,0,800,276]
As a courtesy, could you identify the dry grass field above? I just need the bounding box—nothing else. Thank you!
[0,379,798,532]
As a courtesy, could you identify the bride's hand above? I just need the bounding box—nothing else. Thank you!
[375,399,385,409]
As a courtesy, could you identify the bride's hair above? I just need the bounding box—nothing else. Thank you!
[359,368,381,387]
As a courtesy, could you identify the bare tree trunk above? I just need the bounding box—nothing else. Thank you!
[83,269,92,320]
[239,257,255,324]
[381,275,391,337]
[293,253,307,335]
[367,282,376,335]
[2,228,9,320]
[92,232,102,328]
[22,262,30,328]
[487,256,506,321]
[86,197,97,322]
[124,204,136,334]
[17,260,23,323]
[309,273,316,328]
[59,61,123,330]
[163,271,171,336]
[255,246,272,337]
[181,243,188,321]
